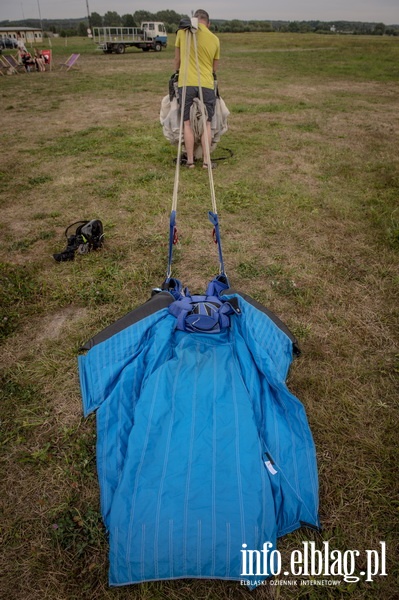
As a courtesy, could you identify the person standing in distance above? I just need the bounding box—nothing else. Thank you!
[174,9,220,169]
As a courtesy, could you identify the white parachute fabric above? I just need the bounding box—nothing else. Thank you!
[160,94,230,159]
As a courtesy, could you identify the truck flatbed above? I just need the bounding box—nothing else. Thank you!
[93,24,167,54]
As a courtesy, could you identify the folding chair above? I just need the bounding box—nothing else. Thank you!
[41,49,52,71]
[60,53,80,71]
[1,55,22,74]
[0,56,9,75]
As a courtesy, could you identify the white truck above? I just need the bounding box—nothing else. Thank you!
[93,22,167,54]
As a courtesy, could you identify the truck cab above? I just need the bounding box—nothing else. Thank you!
[141,22,168,48]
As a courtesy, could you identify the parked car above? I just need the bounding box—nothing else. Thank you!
[0,37,19,50]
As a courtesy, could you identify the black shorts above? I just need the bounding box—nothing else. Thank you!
[178,86,216,122]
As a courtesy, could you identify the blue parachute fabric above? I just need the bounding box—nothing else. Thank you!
[78,281,319,587]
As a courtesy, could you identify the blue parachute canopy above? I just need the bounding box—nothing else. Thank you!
[78,276,319,587]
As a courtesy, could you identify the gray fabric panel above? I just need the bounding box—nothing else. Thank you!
[80,292,174,351]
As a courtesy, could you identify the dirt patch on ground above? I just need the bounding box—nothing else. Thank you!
[0,306,88,369]
[35,306,88,342]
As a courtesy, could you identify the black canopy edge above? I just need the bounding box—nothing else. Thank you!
[79,292,174,351]
[79,288,300,356]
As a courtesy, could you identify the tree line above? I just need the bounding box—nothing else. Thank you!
[1,11,398,37]
[85,12,399,36]
[87,10,187,33]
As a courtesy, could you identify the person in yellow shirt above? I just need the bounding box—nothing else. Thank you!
[174,9,220,168]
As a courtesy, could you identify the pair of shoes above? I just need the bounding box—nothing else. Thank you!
[186,162,195,169]
[203,162,216,170]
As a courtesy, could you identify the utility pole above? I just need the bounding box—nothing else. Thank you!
[37,0,43,32]
[86,0,93,37]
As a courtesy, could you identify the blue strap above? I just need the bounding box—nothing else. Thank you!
[208,211,226,276]
[168,277,241,333]
[166,212,228,281]
[167,210,177,279]
[205,274,230,296]
[162,276,184,301]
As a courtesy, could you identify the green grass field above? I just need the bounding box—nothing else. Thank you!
[0,33,398,599]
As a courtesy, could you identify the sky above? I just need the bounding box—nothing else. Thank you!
[1,0,398,25]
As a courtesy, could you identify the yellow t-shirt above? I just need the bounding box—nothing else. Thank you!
[175,23,220,89]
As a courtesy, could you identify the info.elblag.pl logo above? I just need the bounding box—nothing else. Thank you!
[240,541,387,584]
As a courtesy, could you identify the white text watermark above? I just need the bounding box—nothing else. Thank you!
[240,541,387,584]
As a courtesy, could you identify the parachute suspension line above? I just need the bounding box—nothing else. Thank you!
[192,32,217,215]
[167,29,191,280]
[192,31,227,277]
[166,25,227,280]
[171,29,191,214]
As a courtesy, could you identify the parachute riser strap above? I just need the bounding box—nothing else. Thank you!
[192,32,227,278]
[166,210,177,279]
[208,211,226,276]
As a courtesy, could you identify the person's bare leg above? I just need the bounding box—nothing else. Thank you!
[183,121,195,167]
[201,121,212,168]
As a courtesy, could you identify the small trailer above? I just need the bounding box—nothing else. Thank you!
[93,22,167,54]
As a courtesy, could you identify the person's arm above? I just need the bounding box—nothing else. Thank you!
[213,58,219,73]
[174,47,181,73]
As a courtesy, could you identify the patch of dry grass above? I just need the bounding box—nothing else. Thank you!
[0,34,398,599]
